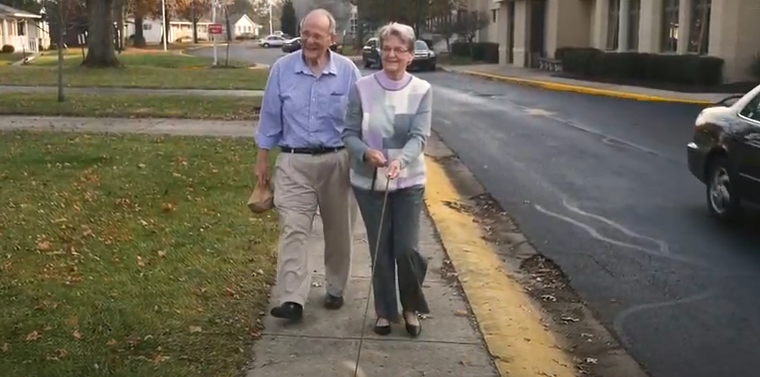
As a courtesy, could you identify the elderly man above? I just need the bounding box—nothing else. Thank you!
[254,9,362,321]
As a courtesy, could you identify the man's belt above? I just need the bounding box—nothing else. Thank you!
[280,146,345,155]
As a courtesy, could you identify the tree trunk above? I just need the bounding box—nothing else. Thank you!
[134,17,146,47]
[83,0,119,67]
[161,11,171,45]
[192,0,198,43]
[115,0,125,52]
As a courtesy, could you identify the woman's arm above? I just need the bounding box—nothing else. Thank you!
[342,84,369,162]
[397,86,432,168]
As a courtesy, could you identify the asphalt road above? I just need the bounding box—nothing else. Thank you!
[417,70,760,377]
[191,45,760,377]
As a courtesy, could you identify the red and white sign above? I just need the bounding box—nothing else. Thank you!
[208,24,223,35]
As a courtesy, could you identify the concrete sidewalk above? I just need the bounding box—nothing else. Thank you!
[0,115,255,137]
[0,85,264,97]
[0,116,500,376]
[248,211,498,376]
[442,64,733,104]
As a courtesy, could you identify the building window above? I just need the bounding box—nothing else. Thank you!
[143,23,152,30]
[491,9,496,23]
[661,0,679,52]
[688,0,711,54]
[606,0,620,50]
[349,17,357,35]
[627,0,640,50]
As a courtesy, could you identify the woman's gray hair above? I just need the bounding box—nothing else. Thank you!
[378,22,416,51]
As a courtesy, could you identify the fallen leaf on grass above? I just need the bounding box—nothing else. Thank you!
[107,339,118,346]
[66,316,78,327]
[25,331,41,342]
[1,343,8,352]
[161,203,176,213]
[37,241,51,251]
[189,326,202,333]
[136,256,145,267]
[72,330,82,340]
[157,250,167,258]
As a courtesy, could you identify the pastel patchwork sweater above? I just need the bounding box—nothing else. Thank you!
[342,71,432,191]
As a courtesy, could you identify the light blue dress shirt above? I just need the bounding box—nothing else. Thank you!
[255,50,362,150]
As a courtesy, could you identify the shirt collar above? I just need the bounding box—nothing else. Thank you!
[294,49,338,76]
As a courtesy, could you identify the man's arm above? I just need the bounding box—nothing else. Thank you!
[397,86,432,169]
[342,84,369,162]
[255,62,283,152]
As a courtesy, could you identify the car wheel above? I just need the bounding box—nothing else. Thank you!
[706,156,743,222]
[263,43,270,48]
[429,63,436,71]
[363,59,370,68]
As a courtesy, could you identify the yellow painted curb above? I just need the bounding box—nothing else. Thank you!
[424,156,576,377]
[452,68,713,105]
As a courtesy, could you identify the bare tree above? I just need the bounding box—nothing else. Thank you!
[453,10,489,57]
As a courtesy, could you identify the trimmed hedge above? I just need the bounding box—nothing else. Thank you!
[450,42,499,64]
[558,47,725,86]
[1,44,14,53]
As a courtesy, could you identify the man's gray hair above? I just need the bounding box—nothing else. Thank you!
[300,8,337,34]
[378,22,416,51]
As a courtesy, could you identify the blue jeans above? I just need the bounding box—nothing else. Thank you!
[353,185,430,320]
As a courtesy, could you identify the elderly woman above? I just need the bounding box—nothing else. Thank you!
[342,22,432,338]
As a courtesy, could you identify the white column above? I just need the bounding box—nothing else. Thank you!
[593,0,609,49]
[1,19,7,46]
[618,0,630,51]
[676,0,691,53]
[496,3,509,65]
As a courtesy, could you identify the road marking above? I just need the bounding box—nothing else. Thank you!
[612,289,717,350]
[561,198,671,255]
[534,204,706,267]
[424,156,576,377]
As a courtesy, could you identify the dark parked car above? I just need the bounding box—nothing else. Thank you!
[687,84,760,221]
[281,37,342,53]
[362,38,436,71]
[281,37,302,53]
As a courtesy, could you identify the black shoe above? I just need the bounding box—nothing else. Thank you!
[373,318,391,336]
[324,293,344,310]
[404,313,422,338]
[270,302,303,320]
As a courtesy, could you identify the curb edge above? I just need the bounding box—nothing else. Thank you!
[422,137,577,377]
[440,66,713,105]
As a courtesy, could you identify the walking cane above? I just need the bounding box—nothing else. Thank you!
[351,167,390,377]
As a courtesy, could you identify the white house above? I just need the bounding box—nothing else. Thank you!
[227,14,262,39]
[0,4,50,53]
[126,18,214,44]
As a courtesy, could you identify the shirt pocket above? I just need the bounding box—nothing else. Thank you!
[328,90,349,122]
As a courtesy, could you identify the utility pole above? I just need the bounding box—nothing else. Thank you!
[212,0,218,65]
[268,0,273,35]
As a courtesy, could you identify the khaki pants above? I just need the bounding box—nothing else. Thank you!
[272,149,356,306]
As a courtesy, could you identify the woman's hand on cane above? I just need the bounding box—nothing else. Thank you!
[386,160,402,179]
[364,149,387,168]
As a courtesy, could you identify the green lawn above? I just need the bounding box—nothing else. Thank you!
[0,52,24,65]
[0,131,278,377]
[0,93,262,120]
[0,51,268,90]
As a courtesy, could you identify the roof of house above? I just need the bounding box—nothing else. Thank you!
[227,13,252,25]
[0,3,42,19]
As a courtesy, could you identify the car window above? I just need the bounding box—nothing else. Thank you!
[740,94,760,122]
[414,41,428,51]
[366,39,376,48]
